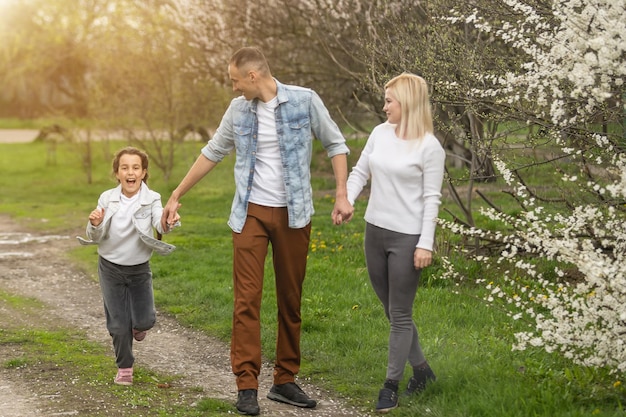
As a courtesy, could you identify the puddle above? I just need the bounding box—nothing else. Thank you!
[0,252,34,259]
[0,233,69,259]
[0,233,68,245]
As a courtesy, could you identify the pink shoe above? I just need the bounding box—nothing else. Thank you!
[114,367,133,385]
[133,329,147,342]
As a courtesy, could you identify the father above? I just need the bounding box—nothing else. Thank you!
[162,46,352,415]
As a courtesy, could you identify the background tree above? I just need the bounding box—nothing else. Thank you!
[171,0,367,126]
[0,0,100,118]
[0,0,116,183]
[92,0,230,181]
[0,0,230,182]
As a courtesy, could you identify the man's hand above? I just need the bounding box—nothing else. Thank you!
[160,155,216,231]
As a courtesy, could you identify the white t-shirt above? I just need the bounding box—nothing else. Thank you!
[346,122,446,251]
[98,193,152,265]
[248,96,287,207]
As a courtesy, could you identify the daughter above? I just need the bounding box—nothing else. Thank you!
[78,147,180,385]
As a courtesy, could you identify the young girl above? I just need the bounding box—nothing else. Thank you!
[346,73,445,413]
[78,147,180,385]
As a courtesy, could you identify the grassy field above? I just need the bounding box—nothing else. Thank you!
[0,288,230,416]
[1,137,624,416]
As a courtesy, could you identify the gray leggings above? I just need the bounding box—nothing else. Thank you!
[98,256,156,369]
[364,223,426,381]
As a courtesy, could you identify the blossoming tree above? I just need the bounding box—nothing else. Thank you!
[439,0,626,372]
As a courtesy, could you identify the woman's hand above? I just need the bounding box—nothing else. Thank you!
[414,248,433,270]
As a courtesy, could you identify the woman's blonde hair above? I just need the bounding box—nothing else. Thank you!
[385,73,433,140]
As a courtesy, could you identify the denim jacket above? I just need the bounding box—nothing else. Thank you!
[201,79,349,233]
[76,182,177,256]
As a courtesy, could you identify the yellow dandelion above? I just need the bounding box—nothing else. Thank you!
[614,380,621,388]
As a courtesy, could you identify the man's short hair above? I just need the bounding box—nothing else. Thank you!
[230,47,271,75]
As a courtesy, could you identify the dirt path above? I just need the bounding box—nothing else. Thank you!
[0,214,368,417]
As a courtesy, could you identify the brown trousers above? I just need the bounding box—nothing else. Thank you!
[231,203,311,390]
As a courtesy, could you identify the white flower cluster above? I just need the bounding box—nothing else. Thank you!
[446,0,625,127]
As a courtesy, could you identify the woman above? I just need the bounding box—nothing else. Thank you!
[346,73,445,413]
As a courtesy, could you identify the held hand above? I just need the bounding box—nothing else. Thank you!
[331,197,354,226]
[414,248,433,270]
[89,208,105,227]
[161,197,182,231]
[168,205,182,230]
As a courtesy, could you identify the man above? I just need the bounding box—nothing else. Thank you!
[162,46,352,416]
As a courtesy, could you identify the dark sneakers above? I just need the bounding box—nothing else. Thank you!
[236,389,260,415]
[267,382,317,408]
[376,387,399,413]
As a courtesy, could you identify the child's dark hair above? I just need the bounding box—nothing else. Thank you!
[112,147,150,184]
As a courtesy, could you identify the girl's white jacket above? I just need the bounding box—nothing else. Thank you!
[77,182,177,256]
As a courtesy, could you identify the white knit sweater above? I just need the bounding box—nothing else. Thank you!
[346,122,446,251]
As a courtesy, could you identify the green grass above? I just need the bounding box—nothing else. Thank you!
[1,139,624,416]
[0,290,223,416]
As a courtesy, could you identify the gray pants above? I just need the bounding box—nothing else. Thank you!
[98,256,156,369]
[364,223,426,381]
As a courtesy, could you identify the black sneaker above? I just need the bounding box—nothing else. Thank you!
[236,389,260,415]
[405,365,436,396]
[267,382,317,408]
[376,387,399,413]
